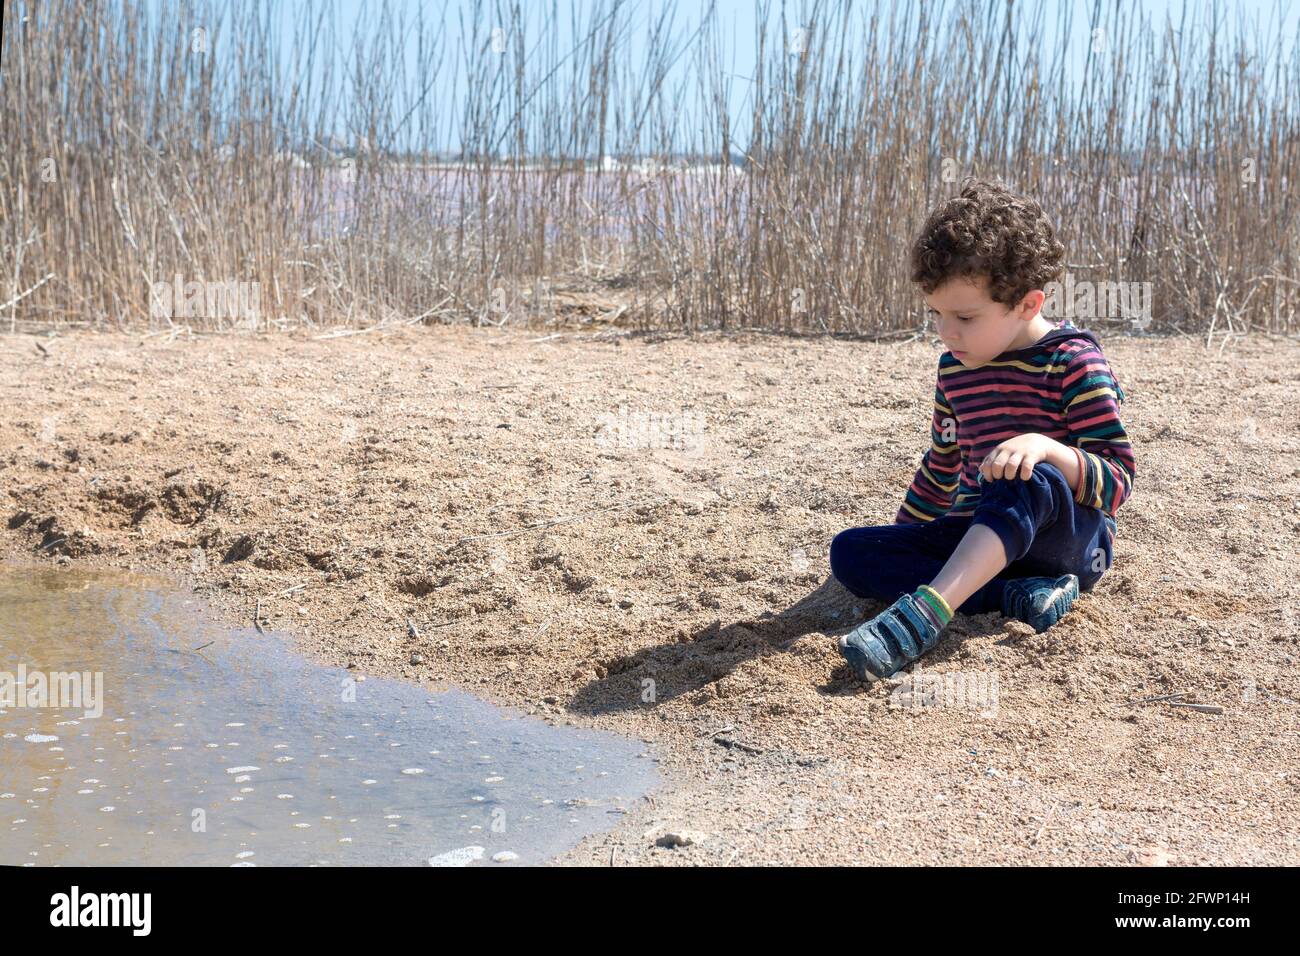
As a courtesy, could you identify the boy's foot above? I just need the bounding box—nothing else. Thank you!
[837,589,946,683]
[1001,574,1079,633]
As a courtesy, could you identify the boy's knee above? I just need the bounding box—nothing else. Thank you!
[981,460,1066,487]
[829,527,886,583]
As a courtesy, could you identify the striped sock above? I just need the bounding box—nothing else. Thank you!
[912,584,954,632]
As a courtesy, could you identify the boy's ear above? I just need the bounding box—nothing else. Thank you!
[1019,289,1046,315]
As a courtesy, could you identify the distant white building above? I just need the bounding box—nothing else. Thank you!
[272,149,310,168]
[600,155,670,178]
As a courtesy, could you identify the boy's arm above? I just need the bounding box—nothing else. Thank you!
[1058,345,1136,516]
[895,369,962,524]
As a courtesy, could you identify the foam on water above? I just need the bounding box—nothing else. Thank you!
[427,845,485,867]
[0,563,658,865]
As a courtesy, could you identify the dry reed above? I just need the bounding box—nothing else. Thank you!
[1,0,1296,337]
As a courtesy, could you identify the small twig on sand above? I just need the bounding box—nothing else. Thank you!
[1166,701,1225,715]
[254,598,265,634]
[713,735,763,755]
[1126,691,1189,705]
[311,326,389,341]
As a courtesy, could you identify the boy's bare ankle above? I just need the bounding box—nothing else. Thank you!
[929,524,1008,610]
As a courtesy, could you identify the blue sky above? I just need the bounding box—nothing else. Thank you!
[198,0,1300,155]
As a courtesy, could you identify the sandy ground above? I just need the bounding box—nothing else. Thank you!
[2,323,1298,866]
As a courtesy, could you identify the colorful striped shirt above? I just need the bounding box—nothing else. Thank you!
[895,322,1135,526]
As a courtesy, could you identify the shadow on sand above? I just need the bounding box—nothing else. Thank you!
[568,574,1014,717]
[569,574,873,717]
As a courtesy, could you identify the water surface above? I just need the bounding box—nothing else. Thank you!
[0,562,657,866]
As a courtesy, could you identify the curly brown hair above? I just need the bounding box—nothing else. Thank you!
[909,178,1065,308]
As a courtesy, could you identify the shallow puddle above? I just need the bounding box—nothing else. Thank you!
[0,562,657,866]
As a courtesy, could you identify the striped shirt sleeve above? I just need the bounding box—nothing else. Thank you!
[1061,346,1135,516]
[895,366,963,524]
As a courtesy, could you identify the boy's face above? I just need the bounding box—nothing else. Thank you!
[924,275,1046,366]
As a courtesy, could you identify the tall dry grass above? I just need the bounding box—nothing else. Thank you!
[1,0,1297,338]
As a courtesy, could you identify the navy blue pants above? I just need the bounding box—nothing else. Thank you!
[829,462,1116,616]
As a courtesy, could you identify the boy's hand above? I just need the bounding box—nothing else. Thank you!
[978,433,1055,482]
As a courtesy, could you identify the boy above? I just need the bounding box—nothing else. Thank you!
[831,179,1135,683]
